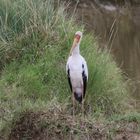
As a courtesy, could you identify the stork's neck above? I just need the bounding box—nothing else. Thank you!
[72,45,80,55]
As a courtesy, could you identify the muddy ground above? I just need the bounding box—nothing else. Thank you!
[1,110,139,140]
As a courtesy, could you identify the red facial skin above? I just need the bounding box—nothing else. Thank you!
[69,34,81,56]
[75,34,81,43]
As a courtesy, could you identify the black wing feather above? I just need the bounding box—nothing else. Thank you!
[82,64,87,98]
[67,67,72,92]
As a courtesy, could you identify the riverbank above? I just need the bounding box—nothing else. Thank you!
[65,0,140,104]
[0,0,140,139]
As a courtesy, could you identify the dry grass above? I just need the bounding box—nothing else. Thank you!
[0,0,138,139]
[7,102,140,140]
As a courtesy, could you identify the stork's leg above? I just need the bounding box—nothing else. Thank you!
[82,99,83,114]
[72,92,75,117]
[82,97,84,116]
[81,86,85,116]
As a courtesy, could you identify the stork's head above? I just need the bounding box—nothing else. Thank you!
[70,31,82,55]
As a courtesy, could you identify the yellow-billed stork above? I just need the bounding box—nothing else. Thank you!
[66,31,88,114]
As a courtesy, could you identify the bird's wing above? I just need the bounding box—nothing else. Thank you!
[66,56,71,73]
[81,58,88,97]
[81,57,88,80]
[66,57,72,92]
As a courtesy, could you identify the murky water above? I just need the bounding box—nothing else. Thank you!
[69,1,140,102]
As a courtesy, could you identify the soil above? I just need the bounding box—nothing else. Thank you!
[1,1,140,140]
[7,110,140,140]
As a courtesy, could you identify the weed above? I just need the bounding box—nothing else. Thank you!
[0,0,131,138]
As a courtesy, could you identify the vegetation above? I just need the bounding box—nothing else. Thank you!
[93,0,140,5]
[0,0,139,139]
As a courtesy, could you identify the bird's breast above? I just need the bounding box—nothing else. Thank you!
[67,55,84,87]
[70,71,83,88]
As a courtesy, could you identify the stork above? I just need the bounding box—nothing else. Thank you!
[66,31,88,114]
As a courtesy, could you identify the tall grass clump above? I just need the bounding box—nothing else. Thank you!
[0,0,76,67]
[0,0,130,138]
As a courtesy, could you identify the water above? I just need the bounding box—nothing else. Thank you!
[70,1,140,102]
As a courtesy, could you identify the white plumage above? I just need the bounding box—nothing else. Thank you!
[66,31,88,103]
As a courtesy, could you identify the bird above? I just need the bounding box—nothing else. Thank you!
[66,31,88,114]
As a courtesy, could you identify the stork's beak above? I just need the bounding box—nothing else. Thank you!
[69,35,80,56]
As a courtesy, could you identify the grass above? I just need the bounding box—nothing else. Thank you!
[0,0,139,139]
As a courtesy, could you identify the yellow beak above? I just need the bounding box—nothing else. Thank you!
[69,37,79,56]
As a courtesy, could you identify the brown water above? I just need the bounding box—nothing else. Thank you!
[68,0,140,104]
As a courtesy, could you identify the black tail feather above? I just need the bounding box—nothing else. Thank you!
[74,92,83,103]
